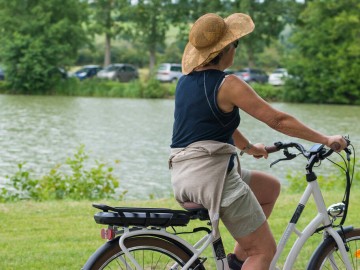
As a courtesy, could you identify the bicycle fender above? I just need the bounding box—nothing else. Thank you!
[81,237,119,270]
[307,226,354,269]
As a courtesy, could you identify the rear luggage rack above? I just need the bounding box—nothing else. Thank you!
[92,203,194,227]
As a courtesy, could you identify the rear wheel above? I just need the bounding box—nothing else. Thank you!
[83,236,205,270]
[307,228,360,269]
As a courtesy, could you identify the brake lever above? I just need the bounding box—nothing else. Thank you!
[270,149,297,168]
[344,147,351,161]
[270,158,286,167]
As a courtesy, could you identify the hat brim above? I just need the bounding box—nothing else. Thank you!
[182,13,255,75]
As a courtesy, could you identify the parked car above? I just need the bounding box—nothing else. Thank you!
[72,65,102,80]
[97,64,139,82]
[234,68,268,83]
[268,68,288,86]
[224,69,236,75]
[156,63,182,83]
[0,67,4,80]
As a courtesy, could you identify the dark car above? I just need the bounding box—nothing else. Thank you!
[97,63,139,82]
[0,67,5,80]
[73,65,102,80]
[234,68,268,83]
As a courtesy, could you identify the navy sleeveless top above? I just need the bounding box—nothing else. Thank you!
[171,69,240,148]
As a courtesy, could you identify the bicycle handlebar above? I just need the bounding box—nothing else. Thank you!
[265,137,351,168]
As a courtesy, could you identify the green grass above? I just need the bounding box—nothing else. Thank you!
[1,189,360,269]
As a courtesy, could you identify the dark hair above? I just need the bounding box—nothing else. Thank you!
[204,43,231,67]
[206,53,223,66]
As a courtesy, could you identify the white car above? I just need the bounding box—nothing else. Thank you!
[268,68,288,86]
[156,63,182,83]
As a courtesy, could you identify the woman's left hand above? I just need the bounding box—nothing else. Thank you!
[247,143,268,159]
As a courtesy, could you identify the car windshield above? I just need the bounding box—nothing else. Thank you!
[158,65,168,71]
[273,69,286,74]
[76,68,90,73]
[237,69,248,73]
[105,65,120,72]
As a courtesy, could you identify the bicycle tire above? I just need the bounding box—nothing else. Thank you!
[82,235,206,270]
[307,227,360,269]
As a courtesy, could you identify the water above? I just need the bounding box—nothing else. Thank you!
[0,95,359,199]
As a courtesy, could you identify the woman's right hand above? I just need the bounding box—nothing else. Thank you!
[326,135,348,152]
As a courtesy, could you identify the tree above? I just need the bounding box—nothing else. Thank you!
[126,0,176,74]
[88,0,129,67]
[285,0,360,104]
[230,0,289,68]
[0,0,88,94]
[168,0,297,69]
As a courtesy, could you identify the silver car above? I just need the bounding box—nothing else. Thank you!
[156,63,182,83]
[97,64,139,82]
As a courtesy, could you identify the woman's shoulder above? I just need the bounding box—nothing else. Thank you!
[223,74,248,88]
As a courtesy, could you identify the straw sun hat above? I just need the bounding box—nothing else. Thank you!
[182,13,255,75]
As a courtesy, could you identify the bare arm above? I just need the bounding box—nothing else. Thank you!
[232,129,268,158]
[218,75,347,151]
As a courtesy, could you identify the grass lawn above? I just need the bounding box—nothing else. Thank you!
[1,189,359,270]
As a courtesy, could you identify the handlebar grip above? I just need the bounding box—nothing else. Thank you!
[265,145,280,153]
[330,142,341,151]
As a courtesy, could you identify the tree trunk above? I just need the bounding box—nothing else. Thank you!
[104,33,111,67]
[148,46,156,78]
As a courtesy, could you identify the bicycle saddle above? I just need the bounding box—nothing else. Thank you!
[180,202,210,221]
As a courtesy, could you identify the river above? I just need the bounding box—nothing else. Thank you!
[0,95,359,199]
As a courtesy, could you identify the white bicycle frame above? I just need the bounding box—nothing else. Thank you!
[270,179,352,270]
[116,179,353,270]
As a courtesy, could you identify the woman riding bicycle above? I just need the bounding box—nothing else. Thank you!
[169,12,347,270]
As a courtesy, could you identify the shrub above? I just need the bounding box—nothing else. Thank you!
[0,145,124,202]
[143,78,168,98]
[251,83,285,102]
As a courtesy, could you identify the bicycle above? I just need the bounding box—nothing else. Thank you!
[82,138,358,270]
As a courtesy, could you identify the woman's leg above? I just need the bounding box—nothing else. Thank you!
[233,171,280,264]
[248,170,281,218]
[235,220,277,269]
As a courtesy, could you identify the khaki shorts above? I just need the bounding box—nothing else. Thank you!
[220,166,266,239]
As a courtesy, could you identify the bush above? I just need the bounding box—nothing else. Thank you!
[3,76,177,99]
[143,78,168,98]
[0,145,124,202]
[251,83,285,102]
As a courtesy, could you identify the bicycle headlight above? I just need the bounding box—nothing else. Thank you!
[327,202,346,218]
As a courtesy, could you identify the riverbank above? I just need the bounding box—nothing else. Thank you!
[0,77,284,101]
[1,189,359,269]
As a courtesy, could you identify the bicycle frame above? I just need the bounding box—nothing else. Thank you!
[270,179,352,270]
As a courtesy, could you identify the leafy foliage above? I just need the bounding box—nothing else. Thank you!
[284,0,360,104]
[142,78,168,98]
[251,83,285,102]
[0,145,124,202]
[50,77,174,98]
[0,0,89,94]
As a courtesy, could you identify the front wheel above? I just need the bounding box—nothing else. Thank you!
[83,235,205,270]
[307,227,360,269]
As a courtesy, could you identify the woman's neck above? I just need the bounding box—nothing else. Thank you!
[195,64,223,72]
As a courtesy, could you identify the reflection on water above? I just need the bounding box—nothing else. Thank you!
[0,95,359,199]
